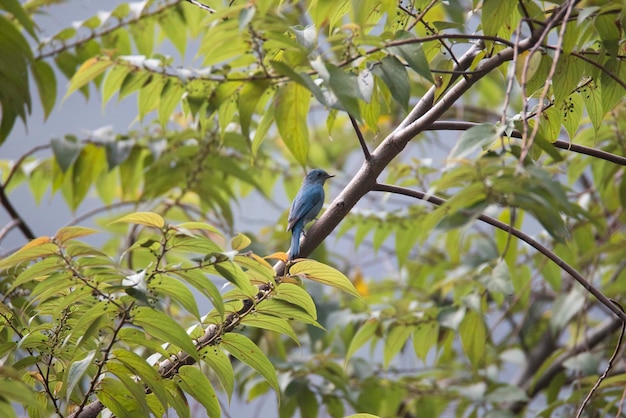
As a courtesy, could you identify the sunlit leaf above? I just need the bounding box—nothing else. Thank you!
[178,366,220,418]
[289,260,363,300]
[221,333,280,395]
[64,57,113,98]
[109,212,165,229]
[274,83,310,166]
[132,307,198,360]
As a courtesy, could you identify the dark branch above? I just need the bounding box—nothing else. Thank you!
[428,120,626,166]
[371,182,626,322]
[349,115,371,160]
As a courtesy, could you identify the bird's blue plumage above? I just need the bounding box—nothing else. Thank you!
[287,169,333,260]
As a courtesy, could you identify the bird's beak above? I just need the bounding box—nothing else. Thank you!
[327,174,335,179]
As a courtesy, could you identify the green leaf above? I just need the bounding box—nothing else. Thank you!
[289,260,363,300]
[346,319,379,364]
[327,64,362,119]
[151,275,201,319]
[239,80,270,139]
[238,6,256,30]
[371,56,410,110]
[274,83,310,166]
[553,54,583,104]
[64,57,113,99]
[54,225,98,243]
[98,377,147,418]
[240,314,299,343]
[105,139,135,169]
[51,136,82,172]
[221,333,280,395]
[0,240,57,271]
[113,349,169,411]
[256,299,323,328]
[66,351,96,403]
[31,60,56,120]
[159,79,184,127]
[178,366,221,418]
[231,233,251,251]
[561,93,584,139]
[600,58,626,115]
[449,123,505,160]
[270,60,326,105]
[0,380,39,411]
[388,31,433,82]
[70,144,106,209]
[199,346,235,400]
[383,324,414,368]
[1,0,36,38]
[109,212,165,229]
[581,81,603,132]
[274,283,317,318]
[102,64,131,105]
[174,270,225,318]
[251,106,275,158]
[159,8,187,56]
[412,321,439,361]
[551,288,585,332]
[132,307,199,361]
[459,310,487,368]
[138,75,165,121]
[482,0,516,37]
[214,262,256,296]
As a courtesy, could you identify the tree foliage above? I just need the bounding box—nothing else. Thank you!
[1,0,626,417]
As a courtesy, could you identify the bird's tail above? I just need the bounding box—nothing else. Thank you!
[288,222,303,261]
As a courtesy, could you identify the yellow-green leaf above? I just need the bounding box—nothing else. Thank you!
[109,212,165,229]
[177,366,220,418]
[383,324,414,368]
[221,333,280,396]
[54,226,99,243]
[199,346,234,401]
[346,318,379,364]
[64,57,113,99]
[230,233,251,251]
[289,260,363,300]
[274,83,310,166]
[459,310,487,369]
[132,307,198,361]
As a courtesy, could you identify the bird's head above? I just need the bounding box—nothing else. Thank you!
[304,169,334,185]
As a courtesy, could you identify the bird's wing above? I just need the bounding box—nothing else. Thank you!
[287,186,324,232]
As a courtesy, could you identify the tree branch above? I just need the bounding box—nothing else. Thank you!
[294,19,549,264]
[428,120,626,166]
[349,115,370,161]
[0,184,36,242]
[370,182,626,322]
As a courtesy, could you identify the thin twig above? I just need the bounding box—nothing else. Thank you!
[0,184,36,241]
[0,219,20,243]
[350,115,371,160]
[4,144,50,188]
[576,301,626,418]
[520,0,577,163]
[64,201,141,227]
[36,1,183,60]
[184,0,216,13]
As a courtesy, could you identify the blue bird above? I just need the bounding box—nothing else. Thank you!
[287,169,334,260]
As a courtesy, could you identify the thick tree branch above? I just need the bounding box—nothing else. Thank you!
[295,16,551,263]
